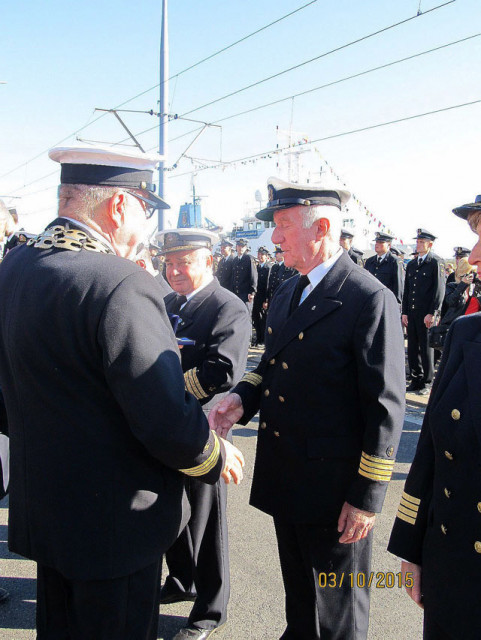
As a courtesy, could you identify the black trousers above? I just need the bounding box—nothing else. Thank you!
[36,560,161,640]
[252,298,267,344]
[423,609,455,639]
[407,311,434,385]
[163,477,229,629]
[274,519,372,640]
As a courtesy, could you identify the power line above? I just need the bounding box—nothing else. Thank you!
[112,32,479,149]
[15,98,481,209]
[0,0,318,184]
[179,0,456,118]
[169,98,481,178]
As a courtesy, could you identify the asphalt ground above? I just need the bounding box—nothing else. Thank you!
[0,347,428,640]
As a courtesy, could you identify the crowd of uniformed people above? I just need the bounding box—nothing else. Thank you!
[0,145,480,640]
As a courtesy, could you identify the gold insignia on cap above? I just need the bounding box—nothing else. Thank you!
[396,491,420,525]
[358,452,395,482]
[140,181,147,189]
[386,446,394,457]
[268,185,276,202]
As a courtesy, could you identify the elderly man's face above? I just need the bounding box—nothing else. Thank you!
[468,220,481,270]
[165,249,210,295]
[116,191,149,259]
[271,206,320,272]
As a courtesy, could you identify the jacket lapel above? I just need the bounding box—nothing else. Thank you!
[267,252,352,358]
[178,279,217,332]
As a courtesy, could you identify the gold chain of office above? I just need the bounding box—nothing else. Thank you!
[28,225,114,255]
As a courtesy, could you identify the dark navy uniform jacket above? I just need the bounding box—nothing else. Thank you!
[402,252,445,316]
[216,255,234,291]
[233,251,405,524]
[165,278,251,411]
[364,251,404,304]
[231,253,257,302]
[254,263,271,305]
[388,314,481,640]
[0,219,225,581]
[266,262,296,303]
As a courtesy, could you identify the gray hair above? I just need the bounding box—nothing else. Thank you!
[302,205,341,241]
[57,184,120,221]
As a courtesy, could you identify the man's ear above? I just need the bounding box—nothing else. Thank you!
[107,191,127,229]
[316,217,330,240]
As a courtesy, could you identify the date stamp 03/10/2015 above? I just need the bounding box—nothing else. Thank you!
[318,572,413,589]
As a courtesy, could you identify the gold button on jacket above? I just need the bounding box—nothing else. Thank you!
[451,409,461,421]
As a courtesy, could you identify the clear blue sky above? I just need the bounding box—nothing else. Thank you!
[1,0,480,255]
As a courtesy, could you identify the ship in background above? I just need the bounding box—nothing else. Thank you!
[172,129,413,258]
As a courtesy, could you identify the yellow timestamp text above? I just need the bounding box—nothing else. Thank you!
[318,572,413,589]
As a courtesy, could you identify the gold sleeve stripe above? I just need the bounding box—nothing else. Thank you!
[400,497,419,514]
[396,510,416,526]
[184,369,209,400]
[180,433,220,477]
[398,504,418,518]
[361,452,395,467]
[358,468,391,482]
[402,491,421,506]
[358,468,393,482]
[360,458,394,473]
[241,372,263,387]
[359,461,393,479]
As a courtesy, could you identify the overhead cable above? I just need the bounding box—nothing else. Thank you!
[169,98,481,178]
[179,0,457,117]
[0,0,318,184]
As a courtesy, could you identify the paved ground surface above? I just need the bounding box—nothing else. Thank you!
[0,347,429,640]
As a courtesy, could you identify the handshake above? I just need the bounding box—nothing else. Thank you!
[209,393,245,486]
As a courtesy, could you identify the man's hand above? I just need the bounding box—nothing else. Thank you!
[401,561,423,608]
[337,502,376,544]
[401,314,408,328]
[424,314,434,329]
[248,293,254,303]
[208,393,244,439]
[220,438,245,485]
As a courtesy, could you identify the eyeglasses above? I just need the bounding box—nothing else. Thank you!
[125,190,158,220]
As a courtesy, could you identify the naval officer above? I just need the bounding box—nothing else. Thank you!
[215,239,235,290]
[210,177,405,640]
[402,229,445,395]
[0,144,244,640]
[339,228,364,265]
[388,195,481,640]
[265,247,297,305]
[364,231,404,304]
[252,246,272,346]
[157,228,251,640]
[230,238,257,313]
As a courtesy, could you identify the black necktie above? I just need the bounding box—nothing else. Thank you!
[377,256,382,264]
[418,258,422,267]
[289,275,310,314]
[170,294,187,315]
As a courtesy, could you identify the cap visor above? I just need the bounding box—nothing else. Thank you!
[146,191,170,210]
